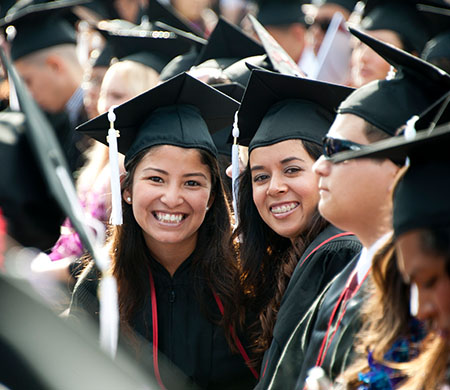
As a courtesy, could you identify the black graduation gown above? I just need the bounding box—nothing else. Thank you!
[255,226,361,389]
[264,255,366,389]
[70,256,256,390]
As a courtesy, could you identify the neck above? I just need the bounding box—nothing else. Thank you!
[146,236,197,276]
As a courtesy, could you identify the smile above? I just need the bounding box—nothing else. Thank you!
[153,212,186,224]
[270,202,299,215]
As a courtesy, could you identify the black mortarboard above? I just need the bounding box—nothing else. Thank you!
[222,54,275,87]
[96,27,197,73]
[76,72,240,166]
[256,0,306,26]
[145,0,204,38]
[159,47,200,81]
[194,17,265,66]
[0,0,16,19]
[338,27,450,136]
[360,1,432,53]
[0,0,86,61]
[421,31,450,63]
[236,69,353,153]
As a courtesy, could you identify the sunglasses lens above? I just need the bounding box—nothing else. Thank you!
[323,137,362,158]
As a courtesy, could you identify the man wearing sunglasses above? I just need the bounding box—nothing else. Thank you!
[263,28,450,389]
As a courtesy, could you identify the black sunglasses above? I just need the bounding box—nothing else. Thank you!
[322,136,364,158]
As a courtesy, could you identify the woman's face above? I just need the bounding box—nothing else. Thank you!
[350,29,404,88]
[396,229,450,342]
[98,67,135,113]
[124,145,213,252]
[249,139,319,241]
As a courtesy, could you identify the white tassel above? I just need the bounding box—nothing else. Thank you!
[99,271,119,359]
[404,115,419,141]
[107,106,123,225]
[231,112,240,228]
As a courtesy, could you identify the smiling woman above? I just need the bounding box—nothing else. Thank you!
[69,73,257,390]
[233,70,361,385]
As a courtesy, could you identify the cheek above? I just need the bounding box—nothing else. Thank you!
[251,185,266,214]
[435,277,450,318]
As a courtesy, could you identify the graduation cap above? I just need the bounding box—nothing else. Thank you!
[144,0,204,38]
[256,0,306,26]
[158,47,199,81]
[95,27,198,73]
[422,30,450,64]
[0,0,16,19]
[337,27,450,136]
[222,54,275,87]
[236,69,354,152]
[360,0,433,53]
[0,0,88,61]
[194,17,265,66]
[76,72,240,166]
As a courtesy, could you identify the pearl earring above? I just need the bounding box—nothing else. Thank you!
[127,197,131,203]
[206,206,209,211]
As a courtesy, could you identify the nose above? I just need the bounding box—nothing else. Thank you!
[267,173,288,196]
[161,183,183,208]
[312,155,331,177]
[415,289,437,322]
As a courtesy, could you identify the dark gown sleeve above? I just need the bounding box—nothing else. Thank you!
[255,227,362,389]
[264,255,361,390]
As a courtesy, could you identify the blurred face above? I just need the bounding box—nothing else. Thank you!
[313,114,397,239]
[171,0,210,21]
[82,66,108,119]
[350,30,404,88]
[308,4,351,55]
[15,60,65,112]
[124,145,213,253]
[98,67,135,112]
[397,230,450,342]
[250,139,319,241]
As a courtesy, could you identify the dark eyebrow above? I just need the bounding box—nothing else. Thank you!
[280,156,305,164]
[250,156,305,172]
[142,167,208,180]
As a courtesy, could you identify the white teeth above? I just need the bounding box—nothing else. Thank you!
[271,203,298,214]
[155,212,184,223]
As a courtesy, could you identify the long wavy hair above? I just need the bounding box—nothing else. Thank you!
[397,227,450,390]
[110,145,242,351]
[233,140,329,364]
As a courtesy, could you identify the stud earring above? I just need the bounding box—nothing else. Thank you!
[206,206,210,211]
[126,197,132,203]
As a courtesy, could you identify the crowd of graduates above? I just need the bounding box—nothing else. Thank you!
[0,0,449,389]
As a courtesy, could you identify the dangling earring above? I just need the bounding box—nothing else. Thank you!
[126,197,132,203]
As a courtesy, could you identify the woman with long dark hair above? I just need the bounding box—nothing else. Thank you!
[70,73,256,390]
[233,69,362,385]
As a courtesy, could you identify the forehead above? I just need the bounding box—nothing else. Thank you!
[249,139,311,165]
[138,145,209,169]
[327,113,371,144]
